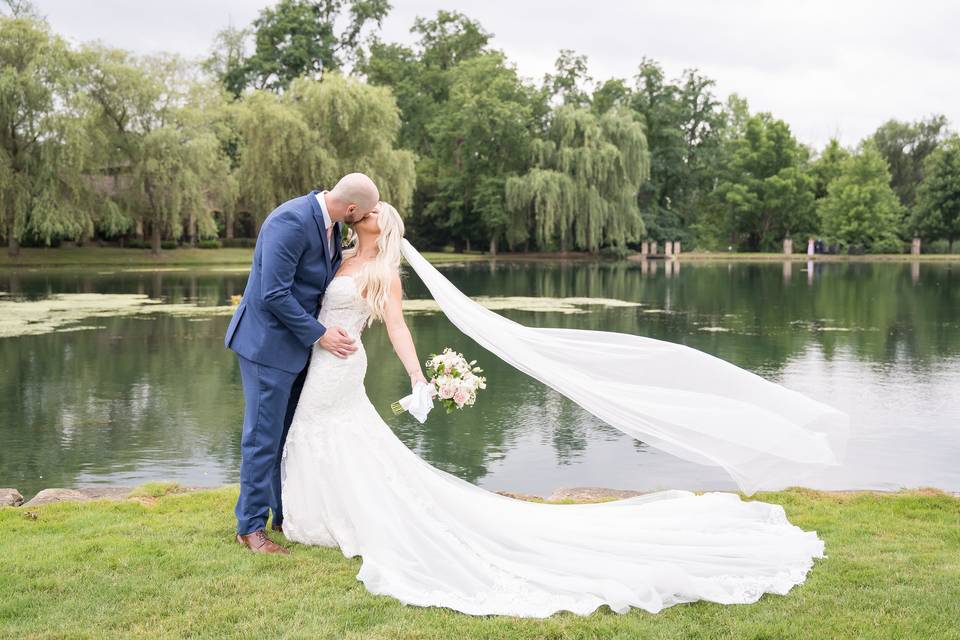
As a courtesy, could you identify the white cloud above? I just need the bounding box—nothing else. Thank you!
[31,0,960,148]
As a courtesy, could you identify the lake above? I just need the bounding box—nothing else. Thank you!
[1,258,958,500]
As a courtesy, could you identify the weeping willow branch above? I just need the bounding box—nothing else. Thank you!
[506,106,650,252]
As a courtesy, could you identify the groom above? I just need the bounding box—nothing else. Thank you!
[224,173,380,554]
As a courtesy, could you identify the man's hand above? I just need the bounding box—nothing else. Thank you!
[318,326,356,359]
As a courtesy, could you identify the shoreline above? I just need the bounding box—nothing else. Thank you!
[4,483,957,508]
[2,245,960,269]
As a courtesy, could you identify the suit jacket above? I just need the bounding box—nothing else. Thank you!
[224,191,343,373]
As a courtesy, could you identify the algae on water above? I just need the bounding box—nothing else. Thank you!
[0,293,235,338]
[402,296,642,315]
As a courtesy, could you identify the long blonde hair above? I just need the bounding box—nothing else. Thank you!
[344,202,404,325]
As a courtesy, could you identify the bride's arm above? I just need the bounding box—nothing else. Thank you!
[384,271,428,388]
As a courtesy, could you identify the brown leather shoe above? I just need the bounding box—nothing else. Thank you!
[236,529,289,555]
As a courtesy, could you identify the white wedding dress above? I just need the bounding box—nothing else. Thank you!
[280,274,826,617]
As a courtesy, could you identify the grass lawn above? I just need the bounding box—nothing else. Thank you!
[1,485,957,639]
[0,247,486,268]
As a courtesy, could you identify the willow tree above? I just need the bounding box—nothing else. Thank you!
[234,90,322,233]
[235,73,414,230]
[133,127,231,253]
[0,13,90,255]
[80,46,235,251]
[288,73,415,212]
[506,106,650,252]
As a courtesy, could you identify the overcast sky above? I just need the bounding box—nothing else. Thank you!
[29,0,960,149]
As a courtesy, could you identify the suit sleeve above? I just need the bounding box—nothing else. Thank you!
[260,209,327,348]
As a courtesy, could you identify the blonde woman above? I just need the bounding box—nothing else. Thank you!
[278,201,840,618]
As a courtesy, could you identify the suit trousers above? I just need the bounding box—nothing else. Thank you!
[235,353,308,535]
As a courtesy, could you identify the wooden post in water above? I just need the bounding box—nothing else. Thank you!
[664,241,673,258]
[651,241,659,256]
[673,241,681,257]
[783,238,793,255]
[641,241,649,258]
[911,238,921,255]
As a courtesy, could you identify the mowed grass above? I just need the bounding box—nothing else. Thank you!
[1,485,958,639]
[0,246,485,268]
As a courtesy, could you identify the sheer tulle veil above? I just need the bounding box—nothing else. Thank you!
[399,239,849,495]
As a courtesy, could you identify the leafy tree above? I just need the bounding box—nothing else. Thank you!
[234,73,414,232]
[506,106,650,252]
[704,112,816,251]
[80,47,232,252]
[0,12,91,255]
[361,11,496,247]
[630,59,725,245]
[214,0,390,95]
[544,49,591,108]
[811,138,851,199]
[591,78,631,115]
[912,136,960,252]
[135,126,229,252]
[204,25,251,99]
[818,142,903,253]
[870,115,950,230]
[233,91,318,235]
[287,73,415,211]
[420,53,537,253]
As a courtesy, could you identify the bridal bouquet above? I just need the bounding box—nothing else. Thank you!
[425,348,487,412]
[392,348,486,419]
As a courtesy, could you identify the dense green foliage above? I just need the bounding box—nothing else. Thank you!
[2,2,959,257]
[818,143,903,253]
[1,486,957,638]
[701,112,817,251]
[912,136,960,252]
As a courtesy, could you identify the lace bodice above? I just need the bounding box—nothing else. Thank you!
[318,276,371,339]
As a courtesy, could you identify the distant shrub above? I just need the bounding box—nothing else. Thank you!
[222,238,256,248]
[198,239,222,249]
[160,240,178,250]
[125,239,148,249]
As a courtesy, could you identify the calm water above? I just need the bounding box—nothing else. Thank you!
[1,259,958,499]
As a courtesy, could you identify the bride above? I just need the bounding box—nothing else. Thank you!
[280,203,846,617]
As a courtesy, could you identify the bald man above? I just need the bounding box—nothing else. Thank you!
[225,173,380,553]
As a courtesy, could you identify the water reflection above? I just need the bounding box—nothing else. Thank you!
[1,259,958,499]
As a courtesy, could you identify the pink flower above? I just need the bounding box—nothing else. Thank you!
[453,389,469,406]
[439,383,456,400]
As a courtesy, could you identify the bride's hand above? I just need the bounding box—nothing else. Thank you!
[409,370,428,388]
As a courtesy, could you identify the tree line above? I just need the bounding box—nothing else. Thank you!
[2,1,959,256]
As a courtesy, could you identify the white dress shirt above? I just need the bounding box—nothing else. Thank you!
[315,191,335,255]
[314,191,336,345]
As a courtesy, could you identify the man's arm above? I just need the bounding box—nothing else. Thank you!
[260,209,326,348]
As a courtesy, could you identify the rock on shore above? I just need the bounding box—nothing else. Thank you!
[24,487,132,507]
[1,488,24,507]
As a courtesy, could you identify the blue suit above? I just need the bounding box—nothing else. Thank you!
[225,191,342,535]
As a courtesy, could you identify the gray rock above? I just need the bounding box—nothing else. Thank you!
[495,490,543,502]
[24,486,131,507]
[0,488,24,507]
[547,487,646,503]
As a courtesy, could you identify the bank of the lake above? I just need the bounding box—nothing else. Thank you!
[1,483,957,639]
[3,246,960,268]
[0,246,491,268]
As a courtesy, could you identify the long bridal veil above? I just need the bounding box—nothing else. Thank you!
[400,239,849,495]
